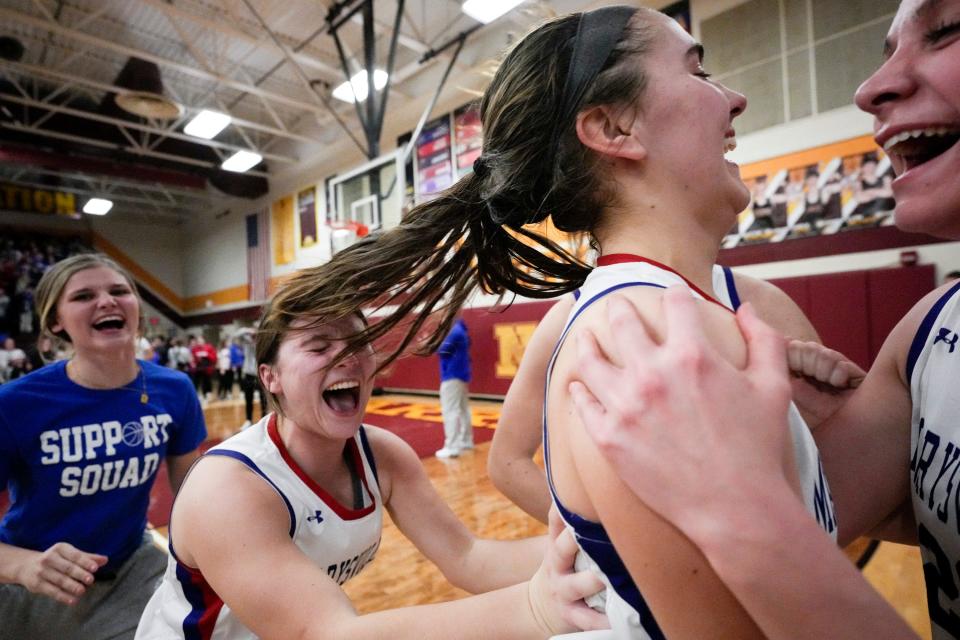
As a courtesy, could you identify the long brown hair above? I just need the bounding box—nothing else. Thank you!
[269,8,659,373]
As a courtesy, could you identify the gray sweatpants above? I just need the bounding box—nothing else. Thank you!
[440,378,473,450]
[0,536,166,640]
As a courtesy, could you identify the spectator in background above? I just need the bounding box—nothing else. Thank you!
[150,336,167,367]
[25,335,57,372]
[190,335,216,403]
[235,327,265,429]
[229,336,244,391]
[216,339,233,400]
[0,287,10,335]
[0,337,27,384]
[6,349,30,381]
[435,317,474,459]
[18,289,34,335]
[167,337,191,373]
[134,335,152,361]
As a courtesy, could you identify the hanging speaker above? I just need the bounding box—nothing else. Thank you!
[114,57,183,120]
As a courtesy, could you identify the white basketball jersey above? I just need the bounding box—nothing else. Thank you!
[907,281,960,640]
[544,257,837,640]
[136,414,383,640]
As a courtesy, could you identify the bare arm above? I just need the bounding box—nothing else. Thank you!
[165,449,200,496]
[375,427,544,592]
[0,541,107,605]
[568,288,916,639]
[175,452,603,639]
[488,296,574,524]
[733,273,863,429]
[550,287,768,639]
[813,285,942,545]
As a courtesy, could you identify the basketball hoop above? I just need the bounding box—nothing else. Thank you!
[330,220,370,254]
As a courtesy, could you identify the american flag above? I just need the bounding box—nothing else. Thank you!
[246,210,270,302]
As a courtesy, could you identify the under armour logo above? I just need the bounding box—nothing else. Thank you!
[307,510,324,524]
[934,328,958,354]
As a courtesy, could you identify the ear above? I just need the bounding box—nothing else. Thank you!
[575,105,646,162]
[259,363,281,395]
[50,315,63,336]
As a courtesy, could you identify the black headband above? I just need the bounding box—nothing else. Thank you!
[556,6,638,133]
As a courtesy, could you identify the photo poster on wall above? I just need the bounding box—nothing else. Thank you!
[297,186,318,248]
[415,115,453,202]
[723,137,896,249]
[662,0,691,33]
[453,103,482,180]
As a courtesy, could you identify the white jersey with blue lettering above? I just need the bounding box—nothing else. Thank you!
[136,413,382,640]
[906,280,960,640]
[544,257,837,640]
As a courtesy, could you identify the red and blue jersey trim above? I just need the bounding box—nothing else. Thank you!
[176,561,225,640]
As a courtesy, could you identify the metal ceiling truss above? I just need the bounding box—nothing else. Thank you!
[0,1,453,172]
[0,0,499,220]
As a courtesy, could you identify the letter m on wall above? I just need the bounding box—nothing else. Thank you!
[493,322,537,379]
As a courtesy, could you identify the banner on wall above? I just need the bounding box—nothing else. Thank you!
[415,116,453,202]
[297,186,318,248]
[724,137,895,248]
[453,104,482,180]
[271,194,296,266]
[478,134,897,260]
[1,183,79,218]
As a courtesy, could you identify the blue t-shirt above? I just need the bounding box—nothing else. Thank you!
[438,319,471,383]
[0,360,206,572]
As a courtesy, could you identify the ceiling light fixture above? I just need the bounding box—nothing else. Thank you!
[221,150,263,173]
[83,198,113,215]
[113,57,183,120]
[184,110,231,139]
[462,0,524,24]
[332,69,389,104]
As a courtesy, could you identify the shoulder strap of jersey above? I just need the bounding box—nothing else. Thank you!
[906,280,960,384]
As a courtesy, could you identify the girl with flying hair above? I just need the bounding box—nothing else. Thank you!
[136,272,607,639]
[187,6,843,638]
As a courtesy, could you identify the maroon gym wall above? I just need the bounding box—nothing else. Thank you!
[376,264,936,397]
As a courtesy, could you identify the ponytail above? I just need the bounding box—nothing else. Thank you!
[265,170,589,375]
[266,7,659,374]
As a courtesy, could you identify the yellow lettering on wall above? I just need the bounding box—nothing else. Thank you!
[55,192,76,215]
[493,322,537,379]
[33,190,53,214]
[1,185,17,209]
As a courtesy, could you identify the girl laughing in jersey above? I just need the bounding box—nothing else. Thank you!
[135,278,607,639]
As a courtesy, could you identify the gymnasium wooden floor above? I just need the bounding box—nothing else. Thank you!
[187,393,932,638]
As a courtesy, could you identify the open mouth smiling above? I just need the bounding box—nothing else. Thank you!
[92,315,126,331]
[882,126,960,172]
[322,379,361,414]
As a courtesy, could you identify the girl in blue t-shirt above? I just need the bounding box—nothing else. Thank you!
[0,253,207,640]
